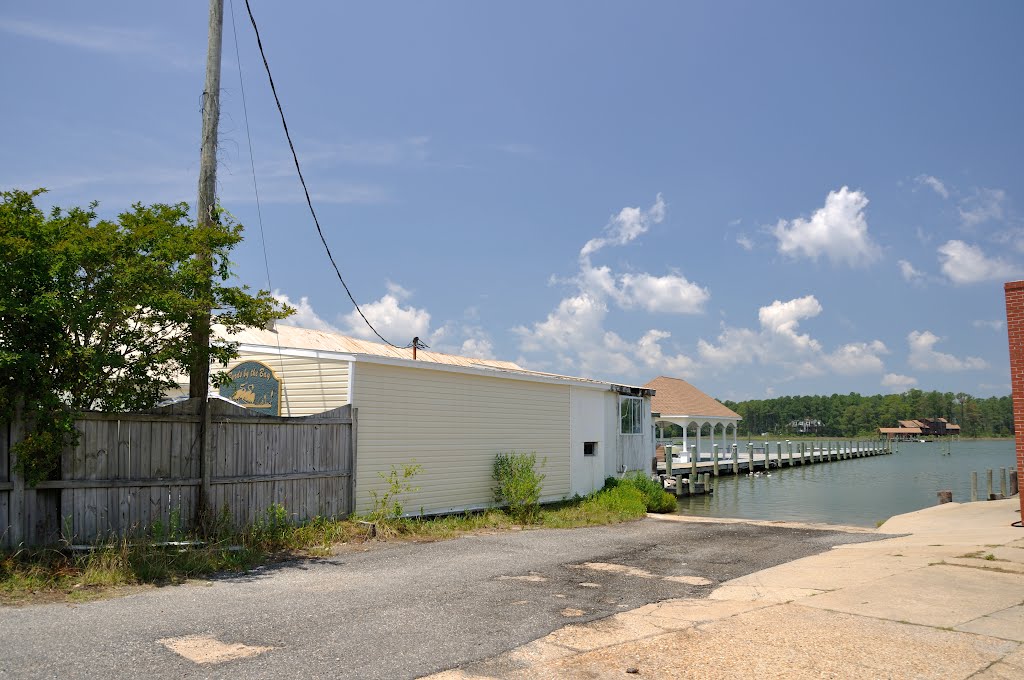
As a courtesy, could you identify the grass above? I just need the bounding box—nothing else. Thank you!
[2,477,668,605]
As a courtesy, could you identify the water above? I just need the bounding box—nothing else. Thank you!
[674,440,1017,527]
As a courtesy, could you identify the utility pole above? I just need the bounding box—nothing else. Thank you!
[193,0,224,524]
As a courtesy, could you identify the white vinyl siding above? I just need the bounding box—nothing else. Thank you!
[225,352,349,416]
[353,361,570,515]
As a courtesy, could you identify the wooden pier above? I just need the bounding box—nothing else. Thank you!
[656,439,893,497]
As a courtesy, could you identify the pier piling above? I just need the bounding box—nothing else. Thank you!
[1010,470,1018,496]
[971,471,978,502]
[713,444,720,477]
[987,469,994,500]
[731,444,738,475]
[1000,468,1007,498]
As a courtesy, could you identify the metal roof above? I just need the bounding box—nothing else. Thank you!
[215,324,648,391]
[217,324,522,370]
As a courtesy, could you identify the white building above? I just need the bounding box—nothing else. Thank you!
[198,324,655,515]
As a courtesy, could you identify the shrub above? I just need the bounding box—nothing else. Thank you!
[493,451,547,523]
[616,472,677,513]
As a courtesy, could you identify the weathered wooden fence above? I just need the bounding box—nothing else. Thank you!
[1,398,355,547]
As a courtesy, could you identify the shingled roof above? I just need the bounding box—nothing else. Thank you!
[643,376,740,420]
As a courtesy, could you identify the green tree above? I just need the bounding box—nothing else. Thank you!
[0,189,292,484]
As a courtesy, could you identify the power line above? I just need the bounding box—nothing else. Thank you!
[241,0,398,348]
[228,0,288,396]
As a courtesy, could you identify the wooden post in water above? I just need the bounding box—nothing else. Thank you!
[713,444,720,477]
[787,441,793,467]
[1010,470,1018,496]
[690,445,697,491]
[746,443,753,472]
[1000,468,1007,498]
[971,471,978,502]
[732,444,739,475]
[987,469,994,500]
[665,445,674,480]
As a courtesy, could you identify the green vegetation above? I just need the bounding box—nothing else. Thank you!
[3,474,667,604]
[366,462,423,536]
[604,473,678,513]
[492,451,547,523]
[682,389,1014,439]
[0,189,291,484]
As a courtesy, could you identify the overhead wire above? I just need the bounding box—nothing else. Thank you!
[241,0,400,348]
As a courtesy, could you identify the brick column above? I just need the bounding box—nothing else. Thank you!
[1003,281,1024,523]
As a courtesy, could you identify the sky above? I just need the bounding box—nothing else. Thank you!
[2,1,1023,400]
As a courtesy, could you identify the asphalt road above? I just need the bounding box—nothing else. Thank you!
[0,518,883,679]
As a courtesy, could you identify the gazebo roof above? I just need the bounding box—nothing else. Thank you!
[643,376,741,420]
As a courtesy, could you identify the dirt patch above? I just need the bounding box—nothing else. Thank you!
[158,634,272,664]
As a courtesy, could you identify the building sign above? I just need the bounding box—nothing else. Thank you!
[218,361,281,415]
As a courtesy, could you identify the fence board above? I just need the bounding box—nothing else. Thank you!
[3,401,353,546]
[1,421,9,548]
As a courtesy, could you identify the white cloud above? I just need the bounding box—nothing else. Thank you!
[881,373,918,391]
[898,259,925,284]
[459,335,495,360]
[907,330,988,371]
[736,235,754,251]
[758,296,823,353]
[825,341,889,375]
[959,188,1006,228]
[385,280,412,299]
[972,319,1005,331]
[580,194,666,257]
[342,293,431,343]
[516,195,702,381]
[696,325,760,371]
[915,175,949,199]
[272,292,341,333]
[617,272,710,314]
[276,288,498,361]
[697,295,887,379]
[937,240,1023,285]
[773,187,881,267]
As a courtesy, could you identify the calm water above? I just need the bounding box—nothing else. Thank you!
[674,440,1018,527]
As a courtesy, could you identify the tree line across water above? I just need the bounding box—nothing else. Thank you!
[706,390,1014,439]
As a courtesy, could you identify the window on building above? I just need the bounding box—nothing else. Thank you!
[583,441,597,456]
[620,396,644,435]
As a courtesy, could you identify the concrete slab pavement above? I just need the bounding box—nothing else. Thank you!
[430,498,1024,679]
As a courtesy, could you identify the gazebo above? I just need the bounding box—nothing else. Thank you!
[643,376,742,460]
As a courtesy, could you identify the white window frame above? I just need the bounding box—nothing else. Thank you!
[619,396,644,435]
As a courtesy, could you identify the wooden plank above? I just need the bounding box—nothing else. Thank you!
[350,407,358,516]
[76,412,202,423]
[211,415,352,426]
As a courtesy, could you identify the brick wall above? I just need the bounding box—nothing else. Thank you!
[1003,281,1024,523]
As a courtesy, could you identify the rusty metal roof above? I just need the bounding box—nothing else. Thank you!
[218,324,524,370]
[216,324,649,390]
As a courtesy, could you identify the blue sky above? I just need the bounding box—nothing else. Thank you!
[3,1,1023,400]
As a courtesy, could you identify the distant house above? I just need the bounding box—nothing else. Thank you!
[879,417,961,440]
[788,418,823,434]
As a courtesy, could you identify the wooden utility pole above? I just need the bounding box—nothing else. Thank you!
[193,0,224,523]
